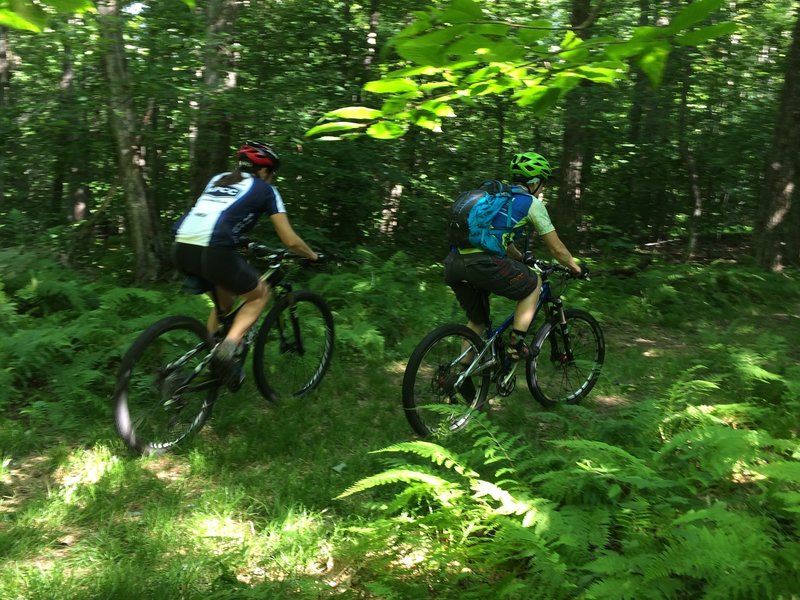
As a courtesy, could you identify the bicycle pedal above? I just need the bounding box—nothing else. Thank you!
[225,364,246,392]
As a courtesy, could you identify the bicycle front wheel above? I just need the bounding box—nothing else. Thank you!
[252,291,334,402]
[113,316,218,455]
[526,308,605,408]
[402,324,491,438]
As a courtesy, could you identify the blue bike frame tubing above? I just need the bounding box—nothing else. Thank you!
[453,277,554,388]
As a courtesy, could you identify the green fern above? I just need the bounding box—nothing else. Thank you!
[5,327,74,380]
[336,467,461,501]
[372,440,480,478]
[657,423,769,481]
[98,287,170,319]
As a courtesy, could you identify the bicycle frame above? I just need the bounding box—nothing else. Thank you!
[452,263,568,391]
[170,250,301,396]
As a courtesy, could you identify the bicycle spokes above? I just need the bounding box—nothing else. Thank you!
[114,317,219,455]
[527,309,604,408]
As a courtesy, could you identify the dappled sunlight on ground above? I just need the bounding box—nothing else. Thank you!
[594,394,632,409]
[386,360,408,376]
[141,455,190,482]
[0,455,52,515]
[53,447,119,504]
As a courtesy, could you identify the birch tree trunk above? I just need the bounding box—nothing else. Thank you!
[96,0,161,282]
[0,26,10,203]
[678,58,703,261]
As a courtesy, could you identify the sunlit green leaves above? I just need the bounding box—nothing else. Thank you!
[0,0,93,31]
[306,0,738,140]
[518,20,552,44]
[364,78,420,95]
[573,62,627,84]
[438,0,483,23]
[304,121,367,139]
[0,8,40,31]
[324,107,384,120]
[513,85,561,116]
[677,22,739,46]
[366,121,407,139]
[1,0,46,31]
[637,42,672,87]
[669,0,725,31]
[41,0,93,10]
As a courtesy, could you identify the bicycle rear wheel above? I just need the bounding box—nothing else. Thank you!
[113,316,219,455]
[252,291,334,402]
[402,324,491,438]
[526,308,604,408]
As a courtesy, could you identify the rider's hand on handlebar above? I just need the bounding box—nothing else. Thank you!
[301,253,328,267]
[572,264,590,280]
[522,251,538,267]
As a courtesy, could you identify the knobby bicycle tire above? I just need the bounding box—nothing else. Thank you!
[402,324,492,438]
[526,308,605,408]
[113,315,218,455]
[252,291,335,402]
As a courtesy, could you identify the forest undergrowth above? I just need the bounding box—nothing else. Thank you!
[0,244,799,599]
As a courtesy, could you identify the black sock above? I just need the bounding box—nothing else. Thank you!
[510,329,527,344]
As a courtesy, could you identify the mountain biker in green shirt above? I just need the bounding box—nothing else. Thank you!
[444,151,587,361]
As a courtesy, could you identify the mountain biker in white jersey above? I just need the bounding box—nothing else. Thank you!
[172,140,320,388]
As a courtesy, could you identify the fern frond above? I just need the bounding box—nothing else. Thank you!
[753,460,800,484]
[372,441,479,478]
[657,424,768,480]
[470,479,533,517]
[98,287,169,319]
[336,468,457,500]
[7,327,74,379]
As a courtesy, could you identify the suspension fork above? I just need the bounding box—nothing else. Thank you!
[277,282,305,355]
[548,298,575,362]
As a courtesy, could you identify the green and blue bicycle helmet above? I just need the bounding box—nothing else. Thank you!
[509,151,552,185]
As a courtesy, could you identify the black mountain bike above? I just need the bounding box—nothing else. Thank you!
[402,259,604,438]
[113,244,335,455]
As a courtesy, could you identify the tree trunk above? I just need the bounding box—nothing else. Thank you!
[0,26,10,203]
[554,0,593,248]
[754,8,800,271]
[678,57,703,261]
[190,0,238,198]
[96,0,161,282]
[361,0,380,94]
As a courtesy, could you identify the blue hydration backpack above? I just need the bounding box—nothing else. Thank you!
[448,180,514,257]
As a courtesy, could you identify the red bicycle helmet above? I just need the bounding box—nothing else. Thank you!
[237,141,281,170]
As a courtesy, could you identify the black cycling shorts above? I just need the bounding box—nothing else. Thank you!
[171,242,260,296]
[443,251,538,327]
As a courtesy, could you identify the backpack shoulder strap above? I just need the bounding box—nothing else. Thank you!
[478,179,515,195]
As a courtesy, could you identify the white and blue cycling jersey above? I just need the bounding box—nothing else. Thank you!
[174,172,286,248]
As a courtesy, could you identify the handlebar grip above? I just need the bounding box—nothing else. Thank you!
[247,242,275,258]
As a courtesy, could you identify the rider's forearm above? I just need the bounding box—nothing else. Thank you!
[285,237,318,260]
[542,232,581,273]
[552,246,579,271]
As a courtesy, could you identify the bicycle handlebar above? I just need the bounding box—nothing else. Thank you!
[246,243,326,267]
[527,258,588,280]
